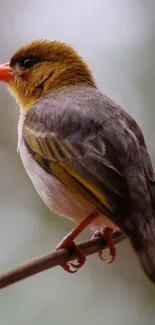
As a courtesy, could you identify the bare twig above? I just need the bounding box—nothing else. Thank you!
[0,230,125,289]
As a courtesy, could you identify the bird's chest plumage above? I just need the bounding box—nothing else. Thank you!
[19,136,93,221]
[18,135,115,230]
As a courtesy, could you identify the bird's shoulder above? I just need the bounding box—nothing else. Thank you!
[22,85,146,157]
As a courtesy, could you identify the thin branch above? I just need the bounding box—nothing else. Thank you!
[0,230,125,289]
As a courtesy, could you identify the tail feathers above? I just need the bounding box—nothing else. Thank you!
[130,221,155,285]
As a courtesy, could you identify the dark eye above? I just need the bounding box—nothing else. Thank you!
[21,57,37,69]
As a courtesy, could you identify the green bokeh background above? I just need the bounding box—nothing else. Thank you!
[0,1,155,324]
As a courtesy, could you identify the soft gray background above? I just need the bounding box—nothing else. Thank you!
[0,0,155,324]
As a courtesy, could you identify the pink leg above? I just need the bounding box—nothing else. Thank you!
[92,227,116,264]
[56,211,99,273]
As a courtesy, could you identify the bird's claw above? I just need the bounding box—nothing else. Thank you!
[92,227,116,264]
[56,236,86,273]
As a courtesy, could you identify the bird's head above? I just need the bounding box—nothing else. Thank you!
[0,40,95,111]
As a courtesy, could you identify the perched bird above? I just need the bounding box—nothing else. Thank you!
[0,40,155,284]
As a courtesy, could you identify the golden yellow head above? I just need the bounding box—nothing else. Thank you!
[0,40,96,111]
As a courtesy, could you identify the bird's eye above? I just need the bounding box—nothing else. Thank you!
[21,58,37,69]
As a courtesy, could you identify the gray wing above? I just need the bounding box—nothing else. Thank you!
[22,87,155,227]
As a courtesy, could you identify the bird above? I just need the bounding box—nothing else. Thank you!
[0,40,155,284]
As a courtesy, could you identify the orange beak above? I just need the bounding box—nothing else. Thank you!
[0,63,13,82]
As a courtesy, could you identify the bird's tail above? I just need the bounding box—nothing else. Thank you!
[130,218,155,284]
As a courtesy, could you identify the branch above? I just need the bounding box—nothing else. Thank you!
[0,229,125,289]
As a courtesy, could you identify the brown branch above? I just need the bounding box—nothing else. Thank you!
[0,230,125,289]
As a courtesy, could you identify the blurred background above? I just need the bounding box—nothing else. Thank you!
[0,0,155,324]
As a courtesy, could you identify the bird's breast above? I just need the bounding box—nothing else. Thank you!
[19,136,95,222]
[18,135,116,230]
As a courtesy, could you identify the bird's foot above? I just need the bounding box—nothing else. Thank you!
[56,235,86,273]
[92,227,116,264]
[56,211,99,273]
